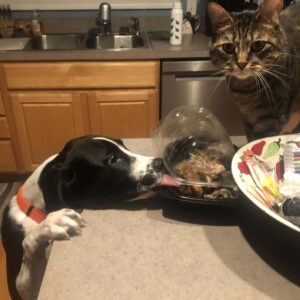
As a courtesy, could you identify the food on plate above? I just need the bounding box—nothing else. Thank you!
[174,149,237,200]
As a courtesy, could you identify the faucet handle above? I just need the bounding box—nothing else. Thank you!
[99,2,111,23]
[131,17,140,36]
[95,2,112,34]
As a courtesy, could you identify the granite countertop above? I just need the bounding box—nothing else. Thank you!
[0,33,211,62]
[38,138,300,300]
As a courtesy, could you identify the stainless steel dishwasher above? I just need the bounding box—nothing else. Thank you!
[161,60,246,136]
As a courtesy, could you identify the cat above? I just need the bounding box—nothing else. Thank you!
[208,0,300,141]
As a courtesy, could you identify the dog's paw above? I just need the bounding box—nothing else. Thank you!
[42,208,86,241]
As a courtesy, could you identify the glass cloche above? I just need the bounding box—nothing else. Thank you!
[153,106,238,203]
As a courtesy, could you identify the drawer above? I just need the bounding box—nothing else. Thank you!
[0,117,10,138]
[0,140,17,172]
[0,93,4,115]
[3,61,159,90]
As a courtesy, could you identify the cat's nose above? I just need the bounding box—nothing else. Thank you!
[237,62,247,70]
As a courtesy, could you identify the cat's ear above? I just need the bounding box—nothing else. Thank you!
[257,0,283,24]
[207,2,233,32]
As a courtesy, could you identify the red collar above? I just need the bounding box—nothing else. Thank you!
[16,185,47,224]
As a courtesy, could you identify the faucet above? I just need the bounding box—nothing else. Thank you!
[131,17,140,36]
[95,2,111,34]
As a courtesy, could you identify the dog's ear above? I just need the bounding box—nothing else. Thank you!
[58,157,105,205]
[59,158,91,191]
[38,161,66,212]
[112,137,127,148]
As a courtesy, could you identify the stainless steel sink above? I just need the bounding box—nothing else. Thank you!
[0,38,30,50]
[84,33,148,50]
[0,33,150,51]
[26,34,85,50]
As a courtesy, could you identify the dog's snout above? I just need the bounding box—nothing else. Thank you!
[152,158,164,171]
[141,174,156,186]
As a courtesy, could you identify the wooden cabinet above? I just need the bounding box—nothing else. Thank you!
[88,89,158,138]
[0,92,17,172]
[10,92,88,171]
[0,61,160,172]
[3,61,158,90]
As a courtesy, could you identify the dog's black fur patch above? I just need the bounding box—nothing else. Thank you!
[38,136,145,211]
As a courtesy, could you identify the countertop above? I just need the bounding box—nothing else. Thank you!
[0,33,211,62]
[38,138,300,300]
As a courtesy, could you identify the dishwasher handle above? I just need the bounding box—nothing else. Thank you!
[162,60,218,73]
[175,76,225,82]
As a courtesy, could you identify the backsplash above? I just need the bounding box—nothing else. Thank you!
[0,1,206,36]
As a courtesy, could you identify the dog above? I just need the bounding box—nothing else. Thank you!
[1,135,166,300]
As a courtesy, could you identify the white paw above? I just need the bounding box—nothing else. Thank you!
[42,208,86,241]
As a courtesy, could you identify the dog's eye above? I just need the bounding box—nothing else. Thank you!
[107,155,121,165]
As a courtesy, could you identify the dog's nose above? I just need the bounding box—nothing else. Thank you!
[141,174,156,186]
[152,158,164,171]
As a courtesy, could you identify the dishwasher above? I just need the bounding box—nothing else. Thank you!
[161,60,246,136]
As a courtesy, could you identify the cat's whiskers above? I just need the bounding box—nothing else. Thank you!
[278,52,298,59]
[211,70,226,77]
[262,68,291,89]
[253,71,265,99]
[265,63,283,68]
[225,74,233,92]
[259,72,275,104]
[264,66,291,78]
[254,71,274,104]
[254,73,261,98]
[208,75,226,99]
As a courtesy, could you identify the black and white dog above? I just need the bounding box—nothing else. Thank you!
[1,136,167,300]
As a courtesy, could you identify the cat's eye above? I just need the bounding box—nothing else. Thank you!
[107,155,121,165]
[251,40,265,53]
[222,43,235,54]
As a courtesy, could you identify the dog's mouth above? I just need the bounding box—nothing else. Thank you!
[137,173,179,192]
[137,173,161,192]
[136,157,180,193]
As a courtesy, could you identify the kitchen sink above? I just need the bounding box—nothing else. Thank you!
[84,34,148,50]
[26,34,85,50]
[0,37,30,50]
[22,33,149,51]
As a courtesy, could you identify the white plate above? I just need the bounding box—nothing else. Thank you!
[232,134,300,232]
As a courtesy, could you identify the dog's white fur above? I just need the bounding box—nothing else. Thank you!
[8,137,158,300]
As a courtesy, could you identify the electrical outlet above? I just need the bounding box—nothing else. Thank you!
[186,0,197,15]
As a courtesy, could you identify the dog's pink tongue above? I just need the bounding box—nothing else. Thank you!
[160,175,180,187]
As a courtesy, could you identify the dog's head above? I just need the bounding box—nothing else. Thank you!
[39,136,165,211]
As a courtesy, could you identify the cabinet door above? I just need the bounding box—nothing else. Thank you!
[10,92,88,171]
[0,140,17,172]
[88,90,158,138]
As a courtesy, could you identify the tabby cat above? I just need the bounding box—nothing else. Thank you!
[208,0,300,141]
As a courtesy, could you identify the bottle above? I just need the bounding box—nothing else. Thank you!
[31,10,43,35]
[170,1,183,45]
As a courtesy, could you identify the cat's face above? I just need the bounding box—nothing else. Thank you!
[208,0,286,80]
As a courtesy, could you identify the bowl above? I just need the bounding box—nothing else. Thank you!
[232,134,300,232]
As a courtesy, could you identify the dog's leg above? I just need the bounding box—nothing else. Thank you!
[16,208,86,300]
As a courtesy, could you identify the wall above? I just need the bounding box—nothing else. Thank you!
[8,0,205,18]
[6,0,205,34]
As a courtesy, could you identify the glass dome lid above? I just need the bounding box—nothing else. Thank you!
[153,106,236,188]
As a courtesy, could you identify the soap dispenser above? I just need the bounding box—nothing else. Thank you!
[170,1,183,45]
